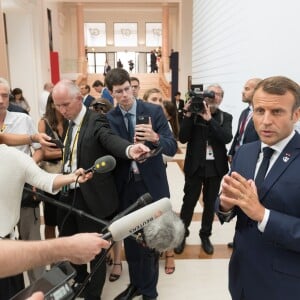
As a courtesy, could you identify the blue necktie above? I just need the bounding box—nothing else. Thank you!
[125,113,134,142]
[255,147,274,189]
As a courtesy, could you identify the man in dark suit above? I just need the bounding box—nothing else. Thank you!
[227,78,262,248]
[174,91,185,125]
[80,84,95,108]
[174,84,232,255]
[51,80,149,300]
[105,68,177,300]
[228,78,262,160]
[217,76,300,300]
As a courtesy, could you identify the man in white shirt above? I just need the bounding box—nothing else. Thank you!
[39,82,53,117]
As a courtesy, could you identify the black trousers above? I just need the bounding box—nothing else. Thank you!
[57,189,106,300]
[121,177,159,298]
[0,274,24,300]
[180,173,222,238]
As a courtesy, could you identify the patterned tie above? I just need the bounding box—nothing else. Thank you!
[125,112,134,142]
[239,107,250,136]
[255,147,274,189]
[63,120,75,167]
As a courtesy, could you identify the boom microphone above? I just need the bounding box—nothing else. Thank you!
[102,197,171,241]
[143,210,185,252]
[84,155,116,174]
[111,193,153,222]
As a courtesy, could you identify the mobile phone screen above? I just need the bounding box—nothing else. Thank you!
[51,139,64,149]
[136,115,150,124]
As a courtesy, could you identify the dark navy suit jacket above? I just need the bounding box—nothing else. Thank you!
[107,100,177,203]
[228,107,259,157]
[217,133,300,300]
[83,94,95,108]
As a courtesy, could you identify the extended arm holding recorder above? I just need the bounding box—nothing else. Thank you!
[0,233,110,278]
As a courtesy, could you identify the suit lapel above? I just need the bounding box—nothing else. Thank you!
[76,110,89,165]
[259,133,300,201]
[113,106,128,139]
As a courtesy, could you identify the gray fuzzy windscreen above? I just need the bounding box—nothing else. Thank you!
[143,210,185,252]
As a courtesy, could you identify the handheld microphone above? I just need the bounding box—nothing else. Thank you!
[143,210,185,252]
[84,155,116,174]
[102,197,171,241]
[111,193,153,222]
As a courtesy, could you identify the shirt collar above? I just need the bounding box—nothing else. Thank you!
[261,130,296,153]
[119,99,137,116]
[73,105,86,126]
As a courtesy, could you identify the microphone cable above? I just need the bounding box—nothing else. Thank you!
[58,173,81,236]
[71,241,114,299]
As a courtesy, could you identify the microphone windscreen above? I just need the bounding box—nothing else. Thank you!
[108,197,171,241]
[143,210,185,252]
[94,155,116,174]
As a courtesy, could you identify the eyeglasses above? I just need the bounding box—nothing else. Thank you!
[113,86,131,95]
[131,85,140,89]
[0,93,9,99]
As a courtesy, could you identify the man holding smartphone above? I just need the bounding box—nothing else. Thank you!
[105,69,177,300]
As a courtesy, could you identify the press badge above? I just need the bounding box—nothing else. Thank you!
[206,143,215,160]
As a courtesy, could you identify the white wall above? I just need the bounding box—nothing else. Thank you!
[192,0,300,132]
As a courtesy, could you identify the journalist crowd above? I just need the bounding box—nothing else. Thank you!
[1,69,300,300]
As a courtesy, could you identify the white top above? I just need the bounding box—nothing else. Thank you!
[39,90,50,117]
[0,144,58,237]
[3,111,40,154]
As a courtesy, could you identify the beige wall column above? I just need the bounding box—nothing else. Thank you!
[76,3,86,74]
[162,4,170,73]
[0,1,9,79]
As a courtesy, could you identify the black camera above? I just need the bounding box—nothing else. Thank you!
[92,101,106,111]
[189,90,215,114]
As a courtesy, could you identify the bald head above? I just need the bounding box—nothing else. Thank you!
[52,80,83,121]
[242,78,262,104]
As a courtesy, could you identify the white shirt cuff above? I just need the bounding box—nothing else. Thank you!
[258,208,270,232]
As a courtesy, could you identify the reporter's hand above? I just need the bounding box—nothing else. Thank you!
[73,168,93,183]
[34,133,56,147]
[198,101,212,121]
[63,233,110,264]
[135,118,159,143]
[26,291,44,300]
[129,144,150,160]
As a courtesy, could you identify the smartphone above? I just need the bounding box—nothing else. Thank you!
[136,115,150,125]
[135,115,150,141]
[136,147,163,162]
[50,138,64,149]
[11,262,76,300]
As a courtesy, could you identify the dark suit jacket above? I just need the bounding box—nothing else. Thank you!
[228,107,259,157]
[179,110,233,177]
[77,109,131,218]
[176,99,185,123]
[217,133,300,300]
[107,100,177,202]
[83,94,95,108]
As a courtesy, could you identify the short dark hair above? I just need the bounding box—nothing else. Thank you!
[105,68,131,92]
[254,76,300,110]
[92,80,104,88]
[130,77,140,85]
